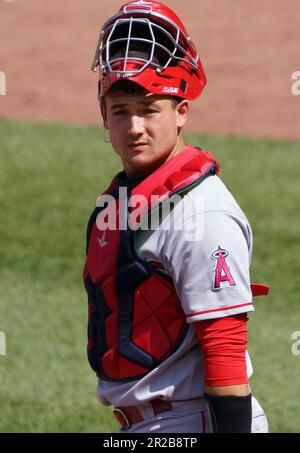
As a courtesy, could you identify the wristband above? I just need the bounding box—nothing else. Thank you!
[205,392,252,433]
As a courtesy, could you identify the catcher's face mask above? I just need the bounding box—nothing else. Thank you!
[91,0,206,100]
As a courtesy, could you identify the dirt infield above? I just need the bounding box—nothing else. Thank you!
[0,0,299,140]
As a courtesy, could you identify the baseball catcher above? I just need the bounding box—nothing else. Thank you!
[83,0,269,433]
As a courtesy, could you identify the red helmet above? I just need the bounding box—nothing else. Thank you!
[91,1,206,100]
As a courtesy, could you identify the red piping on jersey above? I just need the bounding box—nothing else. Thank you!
[186,283,269,318]
[186,302,253,318]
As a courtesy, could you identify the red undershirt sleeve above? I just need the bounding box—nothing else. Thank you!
[194,313,249,387]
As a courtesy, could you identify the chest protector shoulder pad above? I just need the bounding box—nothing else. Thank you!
[83,147,220,382]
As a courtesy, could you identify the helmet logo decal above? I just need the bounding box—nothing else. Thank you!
[116,72,135,78]
[162,86,179,94]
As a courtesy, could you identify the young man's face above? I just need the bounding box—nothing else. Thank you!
[101,89,188,179]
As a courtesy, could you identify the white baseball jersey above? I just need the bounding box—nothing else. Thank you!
[97,174,254,407]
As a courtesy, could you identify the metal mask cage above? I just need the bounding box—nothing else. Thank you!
[91,16,199,75]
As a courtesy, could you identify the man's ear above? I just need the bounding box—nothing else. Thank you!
[100,101,109,129]
[176,100,189,129]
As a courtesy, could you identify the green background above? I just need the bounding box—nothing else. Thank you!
[0,119,299,432]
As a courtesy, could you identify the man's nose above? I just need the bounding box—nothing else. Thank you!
[128,115,145,137]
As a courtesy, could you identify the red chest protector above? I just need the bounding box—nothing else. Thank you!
[83,146,221,382]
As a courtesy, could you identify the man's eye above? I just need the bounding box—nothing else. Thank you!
[144,109,157,115]
[113,110,127,116]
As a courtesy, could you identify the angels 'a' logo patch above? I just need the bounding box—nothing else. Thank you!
[211,245,236,291]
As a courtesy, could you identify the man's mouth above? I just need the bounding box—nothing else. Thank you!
[128,142,148,149]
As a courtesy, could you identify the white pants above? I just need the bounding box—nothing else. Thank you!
[121,396,268,433]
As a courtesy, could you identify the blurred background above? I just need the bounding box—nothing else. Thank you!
[0,0,300,139]
[0,0,300,433]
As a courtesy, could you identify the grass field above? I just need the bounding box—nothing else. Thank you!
[0,118,299,432]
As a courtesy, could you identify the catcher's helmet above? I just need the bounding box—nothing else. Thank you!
[91,0,206,100]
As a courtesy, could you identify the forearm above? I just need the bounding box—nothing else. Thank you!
[205,383,250,397]
[195,314,252,432]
